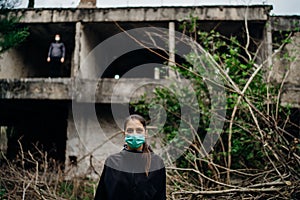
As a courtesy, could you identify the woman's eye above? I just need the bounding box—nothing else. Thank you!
[136,129,144,133]
[126,129,134,133]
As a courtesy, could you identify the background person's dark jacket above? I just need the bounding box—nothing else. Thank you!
[94,148,166,200]
[48,42,65,58]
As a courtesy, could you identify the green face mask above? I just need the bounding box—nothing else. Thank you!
[125,134,145,149]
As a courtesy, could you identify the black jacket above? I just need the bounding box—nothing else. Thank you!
[94,149,166,200]
[48,42,65,58]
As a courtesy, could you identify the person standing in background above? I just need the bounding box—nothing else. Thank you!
[47,34,65,77]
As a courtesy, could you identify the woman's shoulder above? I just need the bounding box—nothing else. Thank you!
[150,153,165,170]
[104,151,123,166]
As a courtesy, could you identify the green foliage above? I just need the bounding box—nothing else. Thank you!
[0,186,6,199]
[191,25,292,170]
[0,16,29,53]
[132,86,185,145]
[132,17,296,177]
[58,180,95,200]
[0,0,29,53]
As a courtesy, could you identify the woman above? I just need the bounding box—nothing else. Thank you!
[94,114,166,200]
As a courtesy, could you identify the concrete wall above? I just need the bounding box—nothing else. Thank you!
[270,16,300,108]
[5,6,271,23]
[0,78,71,99]
[79,23,103,78]
[271,32,300,107]
[0,78,169,102]
[65,103,124,179]
[0,49,29,78]
[271,16,300,32]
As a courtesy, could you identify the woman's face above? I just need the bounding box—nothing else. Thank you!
[124,119,146,136]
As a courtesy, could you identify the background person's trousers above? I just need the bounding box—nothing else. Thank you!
[49,57,62,77]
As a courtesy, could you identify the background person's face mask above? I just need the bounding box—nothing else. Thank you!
[125,134,145,149]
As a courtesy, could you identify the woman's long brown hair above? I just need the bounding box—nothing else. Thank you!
[124,114,153,176]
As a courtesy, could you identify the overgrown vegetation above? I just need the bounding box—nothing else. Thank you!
[0,0,29,53]
[132,18,300,199]
[0,146,97,200]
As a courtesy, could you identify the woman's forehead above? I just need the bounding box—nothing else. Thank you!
[126,119,144,128]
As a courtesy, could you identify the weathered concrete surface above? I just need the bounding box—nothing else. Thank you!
[271,16,300,31]
[0,78,168,102]
[0,49,29,78]
[72,22,81,77]
[271,32,300,108]
[0,78,72,100]
[75,78,169,103]
[3,6,272,23]
[65,104,124,179]
[281,87,300,108]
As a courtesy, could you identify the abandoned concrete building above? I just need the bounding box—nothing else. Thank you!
[0,5,299,178]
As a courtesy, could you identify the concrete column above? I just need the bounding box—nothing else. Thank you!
[265,22,273,115]
[64,105,81,178]
[72,22,82,77]
[0,127,8,157]
[168,21,178,78]
[257,21,273,67]
[65,103,99,179]
[266,22,273,69]
[154,67,160,79]
[168,22,175,66]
